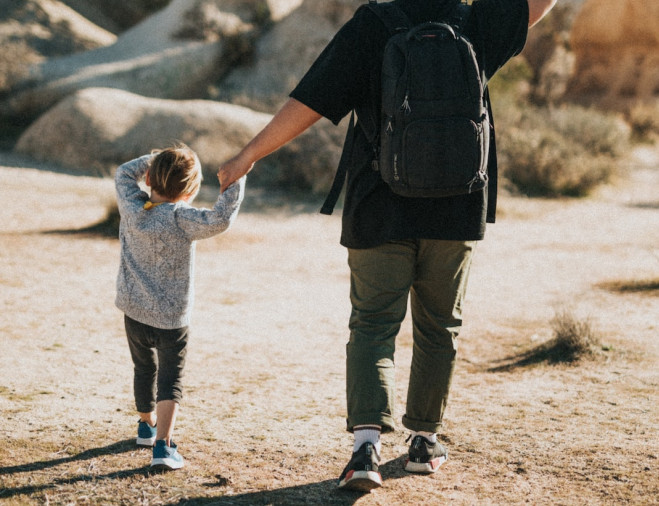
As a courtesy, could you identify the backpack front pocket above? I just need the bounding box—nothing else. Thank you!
[402,117,484,194]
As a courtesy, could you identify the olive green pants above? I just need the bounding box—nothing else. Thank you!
[346,239,476,434]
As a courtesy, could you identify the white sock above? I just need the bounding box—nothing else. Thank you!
[353,425,381,455]
[412,430,437,443]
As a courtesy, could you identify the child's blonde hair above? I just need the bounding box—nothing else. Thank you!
[149,144,202,201]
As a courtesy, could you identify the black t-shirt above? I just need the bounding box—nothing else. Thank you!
[291,0,529,249]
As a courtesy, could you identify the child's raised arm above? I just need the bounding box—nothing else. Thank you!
[114,154,154,217]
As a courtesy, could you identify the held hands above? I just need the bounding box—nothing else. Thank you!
[218,153,254,193]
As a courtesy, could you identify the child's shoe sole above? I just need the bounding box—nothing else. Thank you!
[136,436,156,447]
[151,456,184,470]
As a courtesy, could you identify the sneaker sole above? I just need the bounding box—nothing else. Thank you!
[338,470,382,492]
[136,436,156,447]
[151,457,184,470]
[404,455,447,474]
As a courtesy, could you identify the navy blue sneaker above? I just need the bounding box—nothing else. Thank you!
[136,421,156,447]
[337,442,382,492]
[151,440,184,470]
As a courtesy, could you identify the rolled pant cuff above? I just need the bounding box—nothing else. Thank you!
[402,414,443,434]
[347,413,395,433]
[136,403,156,413]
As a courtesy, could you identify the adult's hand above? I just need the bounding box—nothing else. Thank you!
[216,98,322,192]
[218,153,253,192]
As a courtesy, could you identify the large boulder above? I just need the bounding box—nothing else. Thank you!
[0,0,116,94]
[567,0,659,109]
[217,0,364,113]
[59,0,171,32]
[267,0,304,21]
[2,0,266,124]
[13,87,341,192]
[14,87,272,181]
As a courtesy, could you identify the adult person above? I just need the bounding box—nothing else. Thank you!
[218,0,557,492]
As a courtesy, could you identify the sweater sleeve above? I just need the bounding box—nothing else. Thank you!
[114,154,153,217]
[175,176,246,240]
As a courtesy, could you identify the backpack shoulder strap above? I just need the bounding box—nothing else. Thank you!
[449,1,472,32]
[355,0,411,145]
[320,1,412,216]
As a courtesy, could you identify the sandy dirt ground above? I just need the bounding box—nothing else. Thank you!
[0,148,658,505]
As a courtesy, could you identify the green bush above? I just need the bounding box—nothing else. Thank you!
[493,93,631,197]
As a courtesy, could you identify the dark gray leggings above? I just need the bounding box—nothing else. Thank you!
[124,315,188,413]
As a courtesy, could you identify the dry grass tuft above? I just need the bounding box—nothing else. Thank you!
[544,309,600,362]
[489,309,602,371]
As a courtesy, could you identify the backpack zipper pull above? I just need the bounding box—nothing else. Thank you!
[401,93,411,114]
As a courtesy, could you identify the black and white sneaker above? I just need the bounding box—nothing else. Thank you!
[337,442,382,492]
[404,435,448,473]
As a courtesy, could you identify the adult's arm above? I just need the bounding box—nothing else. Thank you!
[218,98,322,191]
[528,0,557,27]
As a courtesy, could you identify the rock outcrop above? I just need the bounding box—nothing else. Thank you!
[217,0,364,112]
[2,0,264,123]
[13,86,341,192]
[567,0,659,109]
[14,87,272,181]
[0,0,116,93]
[59,0,170,32]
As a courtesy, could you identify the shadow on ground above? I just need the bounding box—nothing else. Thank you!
[0,447,414,505]
[0,439,151,500]
[175,456,410,505]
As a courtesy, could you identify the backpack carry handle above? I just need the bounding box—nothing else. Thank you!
[407,22,456,41]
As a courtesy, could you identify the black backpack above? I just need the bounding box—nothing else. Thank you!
[321,0,491,215]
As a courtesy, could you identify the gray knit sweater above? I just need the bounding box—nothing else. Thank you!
[115,154,245,329]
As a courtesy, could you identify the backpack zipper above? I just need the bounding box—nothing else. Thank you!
[393,154,400,181]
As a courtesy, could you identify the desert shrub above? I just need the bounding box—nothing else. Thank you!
[494,96,630,197]
[546,106,629,158]
[487,58,533,98]
[544,308,599,362]
[488,308,602,371]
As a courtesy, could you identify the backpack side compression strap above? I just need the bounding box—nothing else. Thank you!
[320,111,356,215]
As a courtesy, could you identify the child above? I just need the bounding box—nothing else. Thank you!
[114,144,245,470]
